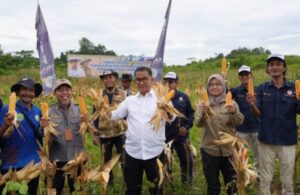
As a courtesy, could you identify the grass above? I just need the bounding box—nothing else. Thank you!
[0,65,299,194]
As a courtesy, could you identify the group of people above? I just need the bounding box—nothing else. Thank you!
[0,53,299,195]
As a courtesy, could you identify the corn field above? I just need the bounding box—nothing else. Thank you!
[0,65,299,194]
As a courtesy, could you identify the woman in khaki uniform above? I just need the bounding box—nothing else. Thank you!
[196,74,244,195]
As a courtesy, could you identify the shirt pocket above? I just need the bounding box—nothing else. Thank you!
[261,95,274,117]
[280,96,296,117]
[70,117,80,134]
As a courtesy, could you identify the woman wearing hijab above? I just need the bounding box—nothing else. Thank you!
[196,74,244,195]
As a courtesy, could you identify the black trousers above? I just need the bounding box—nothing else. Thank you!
[124,151,164,195]
[172,139,193,185]
[100,135,125,183]
[52,162,80,195]
[201,149,236,195]
[0,168,39,195]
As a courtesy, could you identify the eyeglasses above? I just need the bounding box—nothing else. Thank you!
[208,83,222,88]
[239,72,250,76]
[135,77,149,83]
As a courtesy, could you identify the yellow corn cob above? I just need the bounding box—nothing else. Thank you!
[8,92,17,114]
[248,79,254,95]
[296,80,300,99]
[165,90,175,102]
[202,90,209,105]
[225,91,233,106]
[78,95,87,114]
[221,57,227,74]
[41,103,49,119]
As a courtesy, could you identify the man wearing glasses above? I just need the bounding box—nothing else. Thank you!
[231,65,260,169]
[110,66,165,195]
[163,71,195,186]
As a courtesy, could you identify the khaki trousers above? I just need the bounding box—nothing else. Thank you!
[259,142,296,195]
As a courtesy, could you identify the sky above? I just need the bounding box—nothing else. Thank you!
[1,0,300,65]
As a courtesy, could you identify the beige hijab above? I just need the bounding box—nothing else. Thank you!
[206,74,227,106]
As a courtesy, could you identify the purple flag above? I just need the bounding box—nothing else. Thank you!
[150,0,172,81]
[36,4,56,96]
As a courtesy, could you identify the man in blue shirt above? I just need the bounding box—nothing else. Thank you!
[163,71,195,186]
[0,77,43,195]
[231,65,260,168]
[247,54,300,195]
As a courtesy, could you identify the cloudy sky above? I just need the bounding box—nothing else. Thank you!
[1,0,300,65]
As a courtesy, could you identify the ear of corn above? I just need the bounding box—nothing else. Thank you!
[78,95,87,114]
[221,57,227,74]
[41,102,49,119]
[165,90,175,103]
[202,90,209,105]
[8,92,17,114]
[248,79,254,95]
[225,91,233,106]
[296,80,300,99]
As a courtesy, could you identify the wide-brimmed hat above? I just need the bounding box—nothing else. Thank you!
[53,78,72,91]
[11,77,43,97]
[99,70,119,79]
[121,73,132,81]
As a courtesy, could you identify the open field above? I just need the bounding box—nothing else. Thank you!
[0,65,299,194]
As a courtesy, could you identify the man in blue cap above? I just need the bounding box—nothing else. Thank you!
[247,54,300,195]
[231,65,260,169]
[0,77,43,195]
[163,71,195,186]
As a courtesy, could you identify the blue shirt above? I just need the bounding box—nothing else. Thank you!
[165,90,195,142]
[256,80,300,145]
[231,85,260,133]
[0,100,41,170]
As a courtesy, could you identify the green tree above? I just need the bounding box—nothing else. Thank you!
[0,44,3,55]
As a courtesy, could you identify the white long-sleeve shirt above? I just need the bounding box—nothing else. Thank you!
[111,89,165,160]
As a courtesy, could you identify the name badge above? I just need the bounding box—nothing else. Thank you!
[64,128,73,141]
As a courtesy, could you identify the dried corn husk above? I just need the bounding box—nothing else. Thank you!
[212,131,248,149]
[77,94,98,138]
[15,161,41,181]
[230,147,258,195]
[190,144,197,159]
[150,83,185,130]
[41,102,60,157]
[62,152,89,178]
[87,154,120,193]
[164,140,174,169]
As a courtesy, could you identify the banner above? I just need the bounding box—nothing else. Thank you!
[150,0,172,81]
[36,4,56,96]
[67,54,153,78]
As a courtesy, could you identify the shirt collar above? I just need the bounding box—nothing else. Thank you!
[267,79,291,88]
[16,100,32,111]
[137,89,155,98]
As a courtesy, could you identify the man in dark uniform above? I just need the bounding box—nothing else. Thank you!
[163,71,195,186]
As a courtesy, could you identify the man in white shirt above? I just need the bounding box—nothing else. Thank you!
[111,66,165,195]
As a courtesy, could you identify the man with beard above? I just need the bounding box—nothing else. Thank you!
[93,70,127,185]
[247,54,300,195]
[0,77,43,195]
[40,79,88,195]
